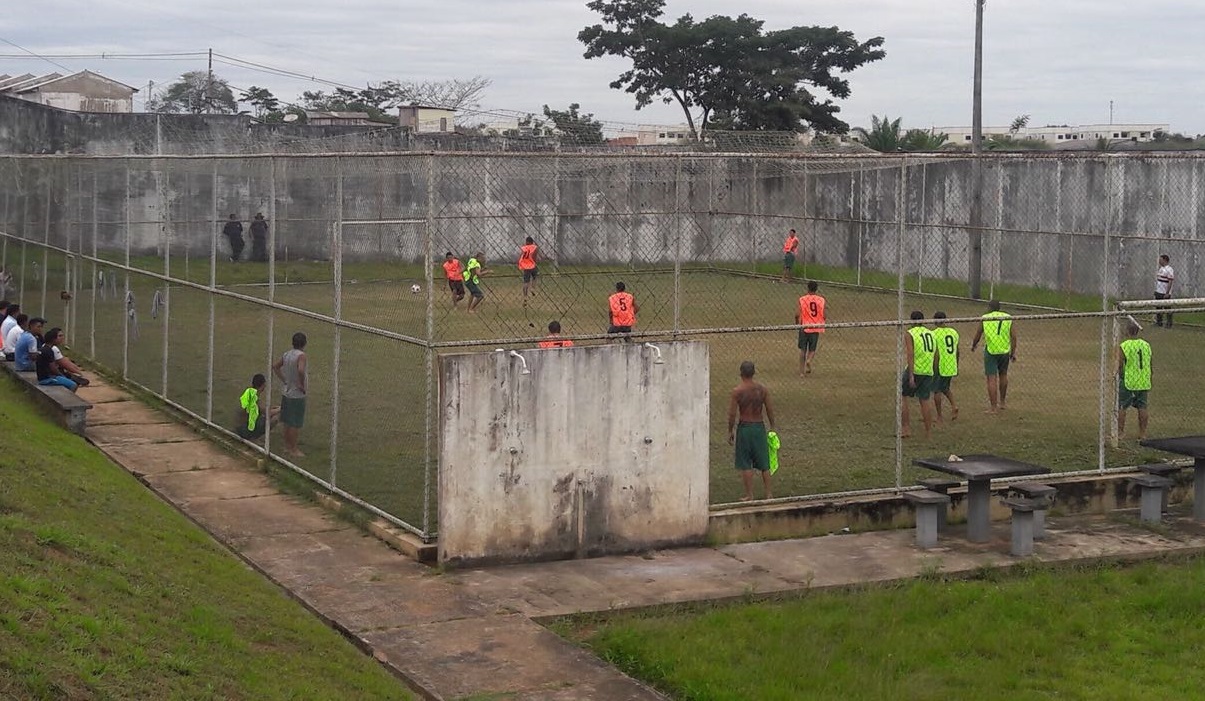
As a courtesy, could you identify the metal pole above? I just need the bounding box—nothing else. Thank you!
[895,162,908,490]
[990,163,1004,300]
[917,164,927,293]
[969,0,986,298]
[90,171,97,359]
[801,159,809,280]
[206,163,217,423]
[42,179,50,318]
[265,157,277,456]
[329,158,344,487]
[1097,158,1114,474]
[673,155,682,335]
[422,153,436,540]
[123,163,130,380]
[161,162,171,397]
[855,166,863,287]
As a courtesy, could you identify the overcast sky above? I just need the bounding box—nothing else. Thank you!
[3,0,1203,133]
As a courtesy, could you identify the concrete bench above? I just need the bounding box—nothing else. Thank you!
[904,489,950,550]
[0,361,92,435]
[1129,474,1173,524]
[917,477,961,532]
[1138,464,1185,514]
[1000,497,1045,557]
[1007,483,1056,540]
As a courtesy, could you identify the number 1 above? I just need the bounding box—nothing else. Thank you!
[1137,350,1144,370]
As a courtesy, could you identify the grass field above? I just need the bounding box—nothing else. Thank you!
[557,558,1205,700]
[0,381,412,700]
[10,249,1204,529]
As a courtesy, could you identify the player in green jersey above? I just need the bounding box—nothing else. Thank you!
[970,300,1018,413]
[901,311,939,439]
[931,311,960,422]
[1117,322,1153,440]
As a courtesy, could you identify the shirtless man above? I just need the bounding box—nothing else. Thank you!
[727,360,777,501]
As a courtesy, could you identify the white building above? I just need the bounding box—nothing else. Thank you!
[635,125,693,146]
[0,70,137,113]
[934,123,1170,146]
[397,105,455,133]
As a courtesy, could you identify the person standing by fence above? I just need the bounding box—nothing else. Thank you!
[222,214,245,262]
[249,213,269,262]
[931,311,960,422]
[1155,254,1175,327]
[781,229,800,283]
[518,237,540,303]
[795,280,826,376]
[607,281,638,336]
[1117,322,1153,440]
[971,300,1017,414]
[272,332,308,458]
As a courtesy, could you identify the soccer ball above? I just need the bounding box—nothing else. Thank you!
[410,284,421,294]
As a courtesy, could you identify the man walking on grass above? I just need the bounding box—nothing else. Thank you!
[1118,322,1153,440]
[272,332,308,458]
[901,311,938,439]
[728,361,777,502]
[971,300,1017,413]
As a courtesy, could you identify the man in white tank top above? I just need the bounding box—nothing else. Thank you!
[272,331,308,457]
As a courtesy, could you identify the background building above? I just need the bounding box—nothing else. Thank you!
[0,70,137,113]
[397,105,455,133]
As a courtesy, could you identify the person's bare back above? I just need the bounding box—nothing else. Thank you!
[732,382,769,423]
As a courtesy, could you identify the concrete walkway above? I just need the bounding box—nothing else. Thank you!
[80,376,1205,701]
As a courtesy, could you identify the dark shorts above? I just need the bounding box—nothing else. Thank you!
[984,352,1011,376]
[280,396,306,428]
[901,373,935,400]
[1119,386,1149,410]
[735,422,771,471]
[448,279,465,296]
[934,375,953,394]
[608,325,633,334]
[783,253,796,269]
[237,414,267,440]
[465,279,484,299]
[522,267,538,283]
[797,331,819,352]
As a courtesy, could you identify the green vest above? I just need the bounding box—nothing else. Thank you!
[1120,338,1152,391]
[982,311,1012,355]
[932,327,959,377]
[240,387,260,431]
[463,258,482,284]
[908,326,936,377]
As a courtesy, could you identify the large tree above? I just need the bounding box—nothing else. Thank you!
[299,76,492,123]
[579,0,884,136]
[149,71,238,115]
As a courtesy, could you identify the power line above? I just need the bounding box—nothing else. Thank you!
[0,35,72,72]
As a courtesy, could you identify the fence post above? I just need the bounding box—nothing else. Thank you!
[329,157,344,488]
[122,161,130,380]
[422,152,436,540]
[856,163,865,287]
[206,162,217,423]
[41,178,50,319]
[90,170,97,359]
[265,157,277,456]
[895,160,908,490]
[161,161,171,397]
[917,163,926,293]
[1097,157,1117,473]
[673,155,682,335]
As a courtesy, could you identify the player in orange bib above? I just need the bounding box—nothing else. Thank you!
[441,252,465,307]
[538,320,574,348]
[795,280,826,375]
[518,236,539,303]
[782,228,800,283]
[607,281,639,337]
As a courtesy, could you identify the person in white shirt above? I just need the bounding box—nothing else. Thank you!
[0,302,20,353]
[3,313,27,361]
[1155,254,1175,328]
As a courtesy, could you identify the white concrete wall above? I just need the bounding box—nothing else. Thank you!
[438,341,710,566]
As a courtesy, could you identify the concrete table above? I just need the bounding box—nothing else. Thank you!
[1139,437,1205,521]
[913,454,1051,543]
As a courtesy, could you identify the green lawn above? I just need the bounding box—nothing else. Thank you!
[15,252,1205,528]
[0,381,413,700]
[558,558,1205,701]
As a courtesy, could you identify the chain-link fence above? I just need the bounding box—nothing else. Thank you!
[2,151,1204,540]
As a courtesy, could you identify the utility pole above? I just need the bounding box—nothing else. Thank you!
[968,0,986,299]
[206,48,214,114]
[145,80,154,111]
[1109,100,1114,125]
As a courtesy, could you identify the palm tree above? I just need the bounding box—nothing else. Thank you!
[853,115,903,152]
[1008,114,1031,136]
[901,129,949,151]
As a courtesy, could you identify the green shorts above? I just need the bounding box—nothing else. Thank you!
[797,331,819,352]
[901,373,934,400]
[934,375,953,394]
[984,351,1011,376]
[1119,386,1149,409]
[734,422,771,471]
[280,396,306,428]
[465,279,484,299]
[783,253,796,270]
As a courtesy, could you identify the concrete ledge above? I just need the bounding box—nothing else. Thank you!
[707,471,1195,545]
[0,361,92,434]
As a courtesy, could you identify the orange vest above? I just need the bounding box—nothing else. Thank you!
[538,337,574,348]
[442,259,462,280]
[798,294,826,332]
[518,244,538,270]
[784,235,799,254]
[609,292,636,326]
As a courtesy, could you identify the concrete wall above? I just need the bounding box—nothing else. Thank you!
[438,342,710,566]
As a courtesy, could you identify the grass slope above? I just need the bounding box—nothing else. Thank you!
[0,381,412,700]
[563,559,1205,701]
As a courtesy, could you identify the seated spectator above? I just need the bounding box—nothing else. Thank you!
[14,317,43,372]
[47,330,90,387]
[0,303,19,352]
[236,373,279,440]
[538,320,574,348]
[35,328,76,392]
[3,313,27,361]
